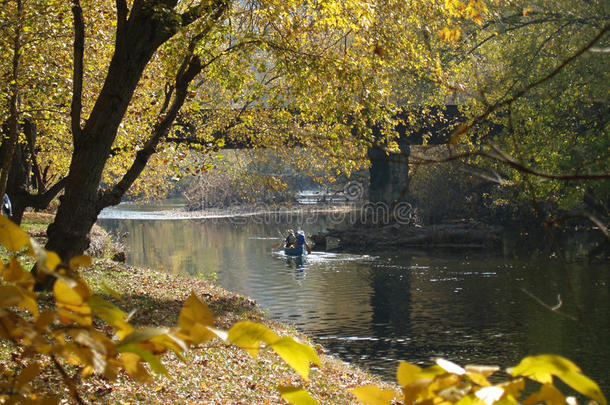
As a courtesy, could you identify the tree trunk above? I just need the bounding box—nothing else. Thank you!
[0,0,23,199]
[44,3,178,263]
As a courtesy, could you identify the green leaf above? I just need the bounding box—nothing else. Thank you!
[509,355,606,405]
[227,321,279,358]
[278,386,320,405]
[350,385,396,405]
[270,336,321,381]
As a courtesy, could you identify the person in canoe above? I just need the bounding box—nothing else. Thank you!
[285,229,296,248]
[296,230,312,254]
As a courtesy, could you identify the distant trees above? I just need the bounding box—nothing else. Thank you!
[421,0,609,219]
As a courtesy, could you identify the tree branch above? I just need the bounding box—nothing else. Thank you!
[29,177,68,210]
[70,0,85,143]
[99,49,206,209]
[116,0,128,35]
[407,144,610,181]
[454,23,610,142]
[51,354,86,405]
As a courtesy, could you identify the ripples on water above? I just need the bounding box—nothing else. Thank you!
[98,206,610,392]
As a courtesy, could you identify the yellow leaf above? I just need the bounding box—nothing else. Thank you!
[54,279,86,306]
[397,361,422,387]
[350,385,396,405]
[69,255,92,270]
[57,307,92,326]
[179,292,214,327]
[509,355,606,405]
[15,362,40,388]
[120,352,152,382]
[497,378,525,398]
[466,371,491,387]
[0,216,32,253]
[35,310,55,330]
[101,281,123,302]
[270,337,321,381]
[117,327,170,348]
[19,288,39,317]
[523,383,565,405]
[0,286,23,309]
[449,123,469,145]
[118,343,167,375]
[3,258,35,288]
[465,365,500,378]
[31,239,61,273]
[87,295,130,335]
[455,393,485,405]
[228,321,280,358]
[278,386,320,405]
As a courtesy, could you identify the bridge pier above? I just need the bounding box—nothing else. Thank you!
[367,138,410,205]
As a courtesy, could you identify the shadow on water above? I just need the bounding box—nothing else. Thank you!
[97,207,610,392]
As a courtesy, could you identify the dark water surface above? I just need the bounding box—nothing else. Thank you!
[97,203,609,392]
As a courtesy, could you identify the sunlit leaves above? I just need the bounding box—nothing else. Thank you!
[352,357,605,405]
[228,321,321,381]
[0,216,32,253]
[510,355,607,405]
[350,385,397,405]
[278,386,320,405]
[270,337,321,381]
[177,291,215,344]
[228,320,280,358]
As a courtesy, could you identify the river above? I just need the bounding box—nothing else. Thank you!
[97,201,610,393]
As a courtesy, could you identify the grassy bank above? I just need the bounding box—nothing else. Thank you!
[1,213,394,404]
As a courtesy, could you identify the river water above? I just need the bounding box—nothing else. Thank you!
[97,202,610,393]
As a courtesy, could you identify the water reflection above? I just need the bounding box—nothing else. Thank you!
[97,211,610,392]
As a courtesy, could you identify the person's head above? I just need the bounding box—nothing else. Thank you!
[297,230,304,236]
[287,229,294,235]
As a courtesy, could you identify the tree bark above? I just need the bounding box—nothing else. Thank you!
[45,3,180,262]
[0,0,23,199]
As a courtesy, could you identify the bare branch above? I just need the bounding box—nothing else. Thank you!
[521,289,577,321]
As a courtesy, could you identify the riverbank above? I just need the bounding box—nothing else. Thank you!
[2,213,396,404]
[312,220,503,251]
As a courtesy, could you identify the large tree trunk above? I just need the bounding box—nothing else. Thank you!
[45,4,177,262]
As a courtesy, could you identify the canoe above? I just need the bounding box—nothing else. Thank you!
[284,246,306,256]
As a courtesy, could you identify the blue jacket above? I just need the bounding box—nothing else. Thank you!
[2,194,11,217]
[296,233,306,246]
